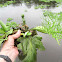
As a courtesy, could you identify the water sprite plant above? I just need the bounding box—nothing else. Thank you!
[7,18,13,22]
[0,1,16,7]
[0,12,62,62]
[33,11,62,45]
[35,4,50,9]
[39,0,62,2]
[0,15,45,62]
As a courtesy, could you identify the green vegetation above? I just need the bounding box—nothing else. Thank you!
[0,1,16,7]
[0,11,62,62]
[6,1,16,5]
[24,10,28,12]
[33,11,62,45]
[0,15,45,62]
[35,4,50,9]
[39,0,62,2]
[7,18,13,22]
[0,0,62,62]
[26,2,29,4]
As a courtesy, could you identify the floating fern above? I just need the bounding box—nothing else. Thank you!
[0,15,45,62]
[33,11,62,45]
[17,36,45,62]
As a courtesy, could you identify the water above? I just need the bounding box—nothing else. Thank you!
[0,0,62,62]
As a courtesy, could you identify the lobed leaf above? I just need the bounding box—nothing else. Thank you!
[33,26,47,33]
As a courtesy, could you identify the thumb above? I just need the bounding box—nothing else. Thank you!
[2,30,21,48]
[12,30,21,39]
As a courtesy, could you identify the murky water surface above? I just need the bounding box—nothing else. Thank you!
[0,0,62,62]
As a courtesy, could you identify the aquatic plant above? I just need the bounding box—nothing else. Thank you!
[33,11,62,45]
[24,10,28,12]
[0,12,62,62]
[35,4,50,9]
[0,1,16,7]
[7,18,13,21]
[39,0,62,2]
[0,15,45,62]
[0,4,3,7]
[6,1,16,5]
[26,2,29,4]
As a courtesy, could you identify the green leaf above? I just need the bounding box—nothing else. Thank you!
[0,29,13,42]
[23,38,29,54]
[0,21,10,31]
[33,26,47,33]
[6,29,13,35]
[0,35,8,44]
[42,11,62,45]
[6,22,19,28]
[17,37,24,43]
[21,14,24,18]
[17,43,22,50]
[23,40,37,62]
[17,36,45,62]
[0,34,5,39]
[6,1,15,5]
[0,40,3,46]
[21,14,26,25]
[11,22,19,28]
[33,35,42,41]
[0,28,5,34]
[25,31,31,36]
[32,36,45,51]
[7,18,13,22]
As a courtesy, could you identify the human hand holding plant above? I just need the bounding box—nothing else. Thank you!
[0,30,21,62]
[0,15,45,62]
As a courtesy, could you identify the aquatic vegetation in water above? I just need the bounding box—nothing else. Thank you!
[33,11,62,45]
[0,15,45,62]
[0,1,16,7]
[56,3,62,7]
[39,0,62,2]
[24,10,28,12]
[26,2,29,4]
[35,4,50,9]
[7,18,13,22]
[0,4,3,7]
[6,1,16,5]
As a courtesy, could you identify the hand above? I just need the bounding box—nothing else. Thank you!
[0,30,21,62]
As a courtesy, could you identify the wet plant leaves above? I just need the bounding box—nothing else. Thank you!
[33,26,47,33]
[0,15,45,62]
[0,21,10,31]
[7,18,13,22]
[0,1,16,7]
[0,28,5,34]
[42,11,62,45]
[17,35,45,62]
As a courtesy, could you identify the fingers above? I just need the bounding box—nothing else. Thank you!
[12,30,21,39]
[7,30,21,45]
[1,30,21,51]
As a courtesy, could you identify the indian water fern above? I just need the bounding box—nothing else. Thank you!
[33,11,62,45]
[0,1,16,7]
[17,36,45,62]
[7,18,13,22]
[0,15,45,62]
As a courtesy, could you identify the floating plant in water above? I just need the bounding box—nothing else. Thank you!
[33,11,62,45]
[0,1,16,7]
[0,14,45,62]
[0,11,62,62]
[7,18,13,22]
[39,0,62,2]
[35,4,50,9]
